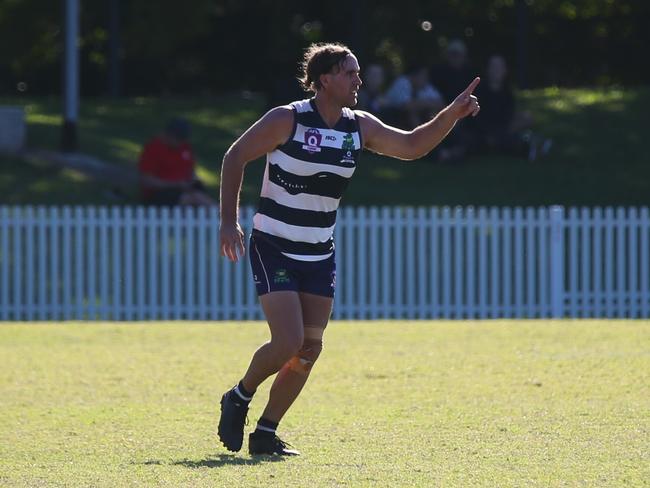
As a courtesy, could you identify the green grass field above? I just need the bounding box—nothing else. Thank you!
[1,321,648,487]
[1,86,649,207]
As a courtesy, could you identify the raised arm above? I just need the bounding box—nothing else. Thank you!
[219,106,293,261]
[359,77,481,160]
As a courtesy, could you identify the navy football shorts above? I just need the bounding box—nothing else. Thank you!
[248,234,336,298]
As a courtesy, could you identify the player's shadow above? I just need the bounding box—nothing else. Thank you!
[168,453,285,468]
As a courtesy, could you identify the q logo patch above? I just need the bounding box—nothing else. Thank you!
[302,128,322,153]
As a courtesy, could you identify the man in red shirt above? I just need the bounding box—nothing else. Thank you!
[138,118,216,206]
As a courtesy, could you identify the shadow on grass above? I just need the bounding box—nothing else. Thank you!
[137,453,286,468]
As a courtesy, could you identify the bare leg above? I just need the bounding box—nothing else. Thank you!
[260,292,333,423]
[240,291,304,392]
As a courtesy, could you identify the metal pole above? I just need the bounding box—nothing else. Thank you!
[61,0,79,152]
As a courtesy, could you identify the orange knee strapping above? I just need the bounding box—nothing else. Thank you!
[287,338,323,376]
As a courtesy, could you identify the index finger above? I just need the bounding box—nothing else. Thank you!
[226,242,239,262]
[463,77,481,95]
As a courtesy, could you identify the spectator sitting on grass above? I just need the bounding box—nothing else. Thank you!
[138,118,216,206]
[430,39,475,105]
[475,55,552,161]
[429,39,476,163]
[382,65,445,129]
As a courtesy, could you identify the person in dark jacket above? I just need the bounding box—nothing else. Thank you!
[475,55,552,161]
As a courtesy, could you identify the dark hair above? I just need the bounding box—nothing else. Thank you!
[299,42,353,92]
[165,117,191,140]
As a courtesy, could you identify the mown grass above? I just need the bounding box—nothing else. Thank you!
[1,320,648,487]
[1,86,649,206]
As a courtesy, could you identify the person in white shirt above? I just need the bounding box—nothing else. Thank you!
[383,65,445,129]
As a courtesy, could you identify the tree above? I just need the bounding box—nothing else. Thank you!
[0,0,647,96]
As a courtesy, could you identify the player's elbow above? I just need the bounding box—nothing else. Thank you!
[222,145,246,171]
[397,152,421,162]
[222,145,237,164]
[405,149,430,161]
[401,133,431,161]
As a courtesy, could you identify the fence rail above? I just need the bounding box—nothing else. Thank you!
[0,205,648,320]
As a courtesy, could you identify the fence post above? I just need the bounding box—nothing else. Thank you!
[550,206,564,318]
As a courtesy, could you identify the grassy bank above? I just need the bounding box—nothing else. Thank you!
[1,86,648,206]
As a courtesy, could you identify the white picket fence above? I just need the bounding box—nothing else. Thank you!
[0,205,648,321]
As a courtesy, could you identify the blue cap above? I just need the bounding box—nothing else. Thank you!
[165,117,191,140]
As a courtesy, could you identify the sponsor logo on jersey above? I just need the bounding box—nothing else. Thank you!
[302,128,322,153]
[340,133,356,164]
[342,133,355,151]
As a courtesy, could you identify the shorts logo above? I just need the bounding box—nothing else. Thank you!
[302,128,322,153]
[331,270,336,288]
[274,269,291,284]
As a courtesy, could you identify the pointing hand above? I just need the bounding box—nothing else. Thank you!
[449,77,481,119]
